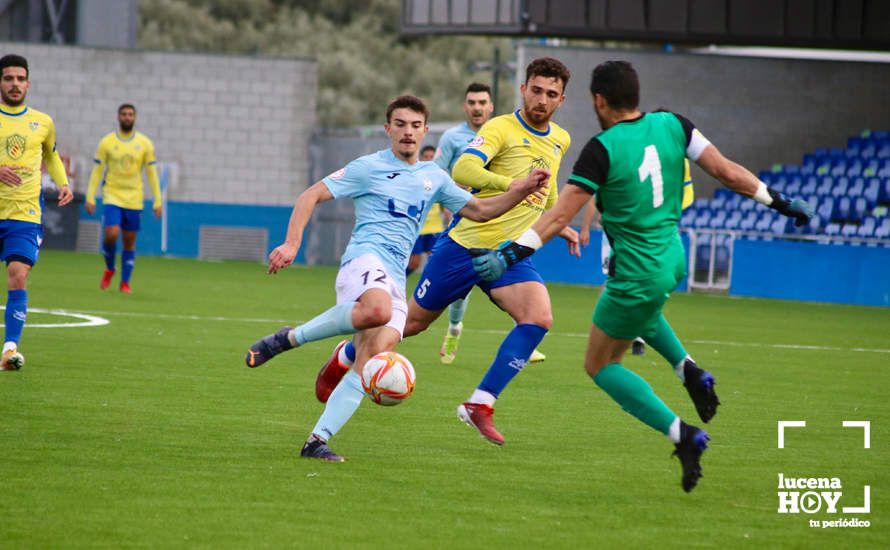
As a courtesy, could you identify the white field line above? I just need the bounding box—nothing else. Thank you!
[4,307,889,354]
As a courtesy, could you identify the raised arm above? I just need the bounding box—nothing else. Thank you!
[454,168,549,222]
[267,181,334,274]
[695,143,813,226]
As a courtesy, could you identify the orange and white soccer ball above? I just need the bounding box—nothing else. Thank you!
[361,351,416,406]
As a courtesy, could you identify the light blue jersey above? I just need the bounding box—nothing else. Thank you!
[322,149,473,288]
[434,122,478,173]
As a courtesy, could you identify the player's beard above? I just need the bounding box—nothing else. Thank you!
[119,121,134,132]
[1,88,25,106]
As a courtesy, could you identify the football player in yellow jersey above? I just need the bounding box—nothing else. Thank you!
[0,55,73,370]
[85,104,162,294]
[413,57,579,444]
[407,145,449,275]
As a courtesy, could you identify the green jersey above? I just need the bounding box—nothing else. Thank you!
[568,111,696,280]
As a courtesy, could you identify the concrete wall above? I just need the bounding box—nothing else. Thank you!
[518,44,890,197]
[1,42,317,205]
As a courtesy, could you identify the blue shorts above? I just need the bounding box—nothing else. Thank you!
[0,220,43,266]
[413,233,543,311]
[103,204,142,232]
[412,232,441,255]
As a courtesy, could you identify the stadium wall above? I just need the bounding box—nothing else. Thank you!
[519,44,890,198]
[0,41,317,205]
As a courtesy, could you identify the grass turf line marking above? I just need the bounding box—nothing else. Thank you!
[31,307,890,354]
[0,307,109,328]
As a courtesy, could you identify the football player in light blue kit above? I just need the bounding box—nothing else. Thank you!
[432,83,493,364]
[244,95,549,462]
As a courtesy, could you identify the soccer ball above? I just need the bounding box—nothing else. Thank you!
[361,351,416,406]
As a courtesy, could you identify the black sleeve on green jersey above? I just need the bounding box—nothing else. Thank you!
[671,112,697,146]
[567,137,609,195]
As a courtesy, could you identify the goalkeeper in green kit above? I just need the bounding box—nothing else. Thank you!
[470,61,814,492]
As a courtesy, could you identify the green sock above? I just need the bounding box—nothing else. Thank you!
[593,363,677,435]
[641,314,688,369]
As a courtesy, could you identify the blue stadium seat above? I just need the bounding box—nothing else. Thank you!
[770,217,790,234]
[739,198,755,212]
[824,223,842,237]
[739,212,757,231]
[710,196,726,210]
[714,188,734,200]
[680,208,696,227]
[861,144,876,159]
[830,159,848,177]
[783,164,800,175]
[831,177,850,198]
[694,210,712,229]
[847,177,865,197]
[863,159,879,177]
[785,175,802,195]
[835,196,852,222]
[863,178,880,206]
[852,197,868,221]
[857,217,877,238]
[878,144,890,159]
[841,223,859,239]
[801,176,818,195]
[846,160,863,177]
[806,215,823,234]
[724,193,742,210]
[817,197,835,221]
[709,210,727,229]
[816,176,833,197]
[759,171,774,184]
[874,218,890,239]
[723,211,742,229]
[755,211,775,232]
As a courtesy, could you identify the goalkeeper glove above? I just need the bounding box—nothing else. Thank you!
[767,188,815,227]
[469,241,536,282]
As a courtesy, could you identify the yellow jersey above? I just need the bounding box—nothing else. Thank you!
[0,104,69,223]
[86,131,161,210]
[449,110,570,249]
[420,202,445,235]
[682,159,694,209]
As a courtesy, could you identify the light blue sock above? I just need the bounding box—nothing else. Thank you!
[294,302,356,346]
[4,289,27,345]
[448,296,470,326]
[121,250,135,283]
[102,241,116,271]
[311,370,365,441]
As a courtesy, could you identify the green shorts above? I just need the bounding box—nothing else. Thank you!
[593,269,683,340]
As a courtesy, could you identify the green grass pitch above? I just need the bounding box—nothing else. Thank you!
[1,251,887,548]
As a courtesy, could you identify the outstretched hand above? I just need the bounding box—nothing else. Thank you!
[769,189,815,227]
[268,242,299,274]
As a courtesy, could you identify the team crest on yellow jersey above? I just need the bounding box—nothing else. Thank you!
[28,121,39,131]
[7,134,26,159]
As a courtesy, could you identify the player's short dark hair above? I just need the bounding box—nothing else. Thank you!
[386,95,429,124]
[590,61,639,111]
[420,145,436,155]
[0,54,28,78]
[525,57,570,89]
[465,82,492,97]
[118,103,136,113]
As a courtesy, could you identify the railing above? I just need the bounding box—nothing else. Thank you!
[683,228,890,292]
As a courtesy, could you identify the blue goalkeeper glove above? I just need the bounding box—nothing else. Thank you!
[768,188,815,227]
[469,240,536,282]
